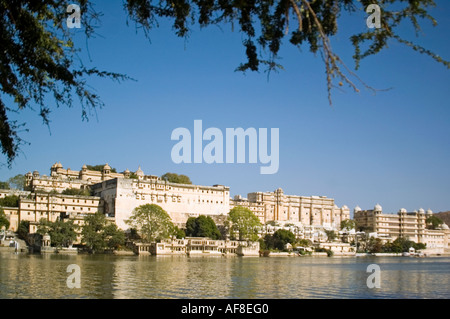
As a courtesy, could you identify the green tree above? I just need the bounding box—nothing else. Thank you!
[0,207,10,231]
[81,212,125,253]
[173,226,186,239]
[227,206,261,241]
[161,173,192,184]
[325,230,337,242]
[37,218,78,248]
[426,215,443,230]
[7,174,25,190]
[340,219,356,231]
[0,181,10,189]
[86,164,117,173]
[265,229,297,250]
[61,188,91,196]
[0,195,19,207]
[367,237,383,254]
[185,215,221,239]
[17,220,30,241]
[2,1,448,166]
[104,223,126,250]
[126,204,175,242]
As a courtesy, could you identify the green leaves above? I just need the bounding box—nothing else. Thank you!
[36,218,78,248]
[1,0,449,165]
[185,215,222,239]
[0,207,10,230]
[161,172,192,184]
[126,204,175,242]
[227,206,261,241]
[0,0,130,166]
[81,212,125,252]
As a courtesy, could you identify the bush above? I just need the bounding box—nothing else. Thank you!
[0,195,19,207]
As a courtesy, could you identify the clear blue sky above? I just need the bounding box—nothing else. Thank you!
[2,1,450,215]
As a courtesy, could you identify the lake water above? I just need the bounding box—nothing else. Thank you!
[1,251,449,299]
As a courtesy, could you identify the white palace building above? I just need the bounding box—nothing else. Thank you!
[3,162,350,234]
[2,162,448,253]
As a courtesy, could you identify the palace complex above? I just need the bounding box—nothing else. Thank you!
[1,162,449,253]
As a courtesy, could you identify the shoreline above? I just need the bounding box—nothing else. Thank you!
[2,247,448,258]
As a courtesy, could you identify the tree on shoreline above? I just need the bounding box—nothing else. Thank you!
[227,206,261,241]
[264,229,297,251]
[82,212,125,253]
[36,218,78,248]
[126,204,175,242]
[185,215,222,239]
[0,208,10,231]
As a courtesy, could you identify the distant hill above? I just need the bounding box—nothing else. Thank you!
[435,211,450,226]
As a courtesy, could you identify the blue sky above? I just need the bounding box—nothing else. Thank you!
[2,1,450,215]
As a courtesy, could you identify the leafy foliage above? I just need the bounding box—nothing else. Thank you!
[1,0,448,165]
[227,206,261,241]
[0,174,25,190]
[17,220,30,240]
[0,1,131,166]
[264,229,296,250]
[426,215,443,230]
[36,218,78,248]
[0,195,19,207]
[126,0,449,103]
[0,207,10,230]
[61,187,91,196]
[185,215,222,239]
[86,164,117,173]
[126,204,175,242]
[161,172,192,184]
[81,212,125,252]
[340,219,356,231]
[358,235,427,253]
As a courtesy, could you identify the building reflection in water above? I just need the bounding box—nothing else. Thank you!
[1,252,449,299]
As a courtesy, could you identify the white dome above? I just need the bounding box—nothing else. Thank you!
[426,209,433,215]
[441,224,449,230]
[354,205,362,212]
[399,208,407,213]
[418,208,425,214]
[136,166,144,176]
[374,203,382,212]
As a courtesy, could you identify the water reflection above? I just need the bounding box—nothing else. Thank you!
[1,252,449,299]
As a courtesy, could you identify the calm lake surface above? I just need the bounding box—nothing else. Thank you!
[1,251,449,299]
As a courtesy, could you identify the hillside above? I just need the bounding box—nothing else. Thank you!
[435,211,450,226]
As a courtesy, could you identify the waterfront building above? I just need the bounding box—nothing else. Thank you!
[3,162,350,244]
[24,162,131,193]
[0,188,104,243]
[91,176,230,229]
[139,237,258,256]
[354,204,450,254]
[19,192,104,236]
[230,188,350,229]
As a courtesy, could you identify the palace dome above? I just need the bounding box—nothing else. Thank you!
[136,166,144,176]
[374,203,382,212]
